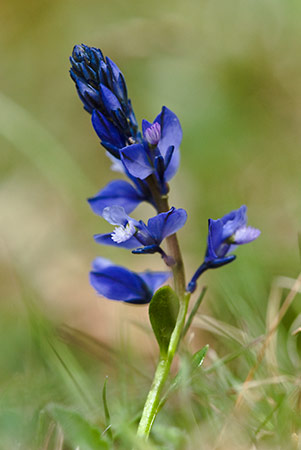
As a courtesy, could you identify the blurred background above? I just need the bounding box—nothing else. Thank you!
[1,0,301,448]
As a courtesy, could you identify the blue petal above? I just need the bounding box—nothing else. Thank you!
[164,145,175,170]
[139,271,171,295]
[142,119,153,135]
[75,79,101,113]
[205,219,224,261]
[147,207,188,243]
[233,226,261,245]
[155,107,182,181]
[92,257,114,271]
[221,205,247,240]
[94,233,141,249]
[120,144,154,180]
[88,180,144,216]
[117,73,128,102]
[100,84,122,113]
[90,262,151,303]
[154,155,165,182]
[102,205,130,226]
[92,110,125,149]
[106,56,121,82]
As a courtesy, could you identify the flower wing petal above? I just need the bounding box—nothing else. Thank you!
[94,233,141,249]
[90,263,150,303]
[233,226,261,245]
[138,271,171,295]
[147,208,187,243]
[205,219,224,261]
[88,180,144,216]
[221,205,247,239]
[120,144,154,180]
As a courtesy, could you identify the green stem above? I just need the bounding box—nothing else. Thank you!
[136,292,190,440]
[136,176,188,441]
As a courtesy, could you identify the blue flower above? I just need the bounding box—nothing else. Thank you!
[205,205,260,263]
[187,206,260,293]
[120,107,182,191]
[94,206,187,263]
[90,257,170,304]
[70,44,141,155]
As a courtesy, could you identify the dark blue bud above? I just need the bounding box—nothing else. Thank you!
[70,44,141,151]
[72,44,86,62]
[112,108,130,133]
[100,84,122,114]
[75,79,102,113]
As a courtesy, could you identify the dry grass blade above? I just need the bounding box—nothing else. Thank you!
[193,314,250,345]
[235,273,301,410]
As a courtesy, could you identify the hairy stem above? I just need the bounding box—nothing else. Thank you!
[147,175,186,294]
[136,176,188,441]
[136,292,190,440]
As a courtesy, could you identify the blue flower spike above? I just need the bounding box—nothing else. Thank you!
[187,206,261,293]
[94,206,187,265]
[90,257,170,304]
[70,45,184,207]
[70,44,140,154]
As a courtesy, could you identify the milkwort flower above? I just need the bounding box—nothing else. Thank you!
[187,206,260,293]
[87,106,183,214]
[90,257,170,304]
[70,44,183,212]
[93,206,187,264]
[120,106,183,194]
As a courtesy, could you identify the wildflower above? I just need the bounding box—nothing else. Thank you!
[187,206,260,293]
[94,206,187,263]
[90,257,170,304]
[120,106,182,192]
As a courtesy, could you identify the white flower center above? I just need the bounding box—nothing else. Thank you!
[111,221,136,243]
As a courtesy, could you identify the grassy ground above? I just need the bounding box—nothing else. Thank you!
[1,0,301,448]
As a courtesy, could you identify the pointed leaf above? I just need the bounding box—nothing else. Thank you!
[157,345,209,412]
[149,286,179,356]
[191,345,209,371]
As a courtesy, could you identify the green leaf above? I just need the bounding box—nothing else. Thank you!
[47,404,109,450]
[149,286,179,357]
[157,345,209,412]
[191,345,209,371]
[171,345,209,391]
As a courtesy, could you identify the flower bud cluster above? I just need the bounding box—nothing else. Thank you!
[70,44,140,156]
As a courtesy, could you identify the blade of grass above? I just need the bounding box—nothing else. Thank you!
[102,377,113,441]
[182,286,207,337]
